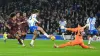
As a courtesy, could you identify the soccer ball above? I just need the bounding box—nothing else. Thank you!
[51,36,56,41]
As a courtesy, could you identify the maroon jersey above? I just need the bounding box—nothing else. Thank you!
[22,17,28,32]
[22,17,28,27]
[16,17,23,30]
[7,18,18,35]
[17,17,28,32]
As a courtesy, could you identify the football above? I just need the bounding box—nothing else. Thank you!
[51,36,56,41]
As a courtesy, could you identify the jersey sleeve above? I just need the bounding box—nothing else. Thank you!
[92,17,96,24]
[64,21,67,24]
[86,18,89,24]
[33,18,38,22]
[28,14,39,23]
[59,21,61,24]
[32,14,38,22]
[6,20,11,27]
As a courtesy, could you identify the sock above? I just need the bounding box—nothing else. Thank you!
[18,39,23,45]
[62,33,65,40]
[44,33,49,38]
[88,37,92,45]
[22,35,26,40]
[93,35,97,41]
[30,40,34,45]
[21,39,25,46]
[21,39,24,43]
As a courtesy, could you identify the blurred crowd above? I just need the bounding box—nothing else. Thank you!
[0,0,100,34]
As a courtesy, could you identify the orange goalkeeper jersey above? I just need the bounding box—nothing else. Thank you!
[67,25,84,42]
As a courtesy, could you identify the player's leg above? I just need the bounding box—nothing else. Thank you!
[93,29,99,41]
[21,35,26,44]
[80,42,94,49]
[88,35,92,45]
[29,26,38,46]
[15,34,23,45]
[88,30,93,45]
[20,27,28,46]
[37,26,51,38]
[88,29,98,45]
[30,30,38,46]
[54,41,77,48]
[3,33,7,43]
[61,29,65,40]
[7,32,23,45]
[17,30,24,46]
[4,38,7,43]
[20,32,27,45]
[3,35,7,43]
[21,32,27,40]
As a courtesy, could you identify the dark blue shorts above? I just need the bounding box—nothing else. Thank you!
[29,26,38,33]
[88,29,98,35]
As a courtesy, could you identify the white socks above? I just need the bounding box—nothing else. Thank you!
[88,37,92,45]
[44,33,49,38]
[21,39,25,46]
[62,33,65,40]
[21,39,24,43]
[30,40,34,45]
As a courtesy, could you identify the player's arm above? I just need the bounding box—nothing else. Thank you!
[59,21,60,27]
[92,17,96,24]
[64,21,67,27]
[34,18,39,23]
[32,14,40,24]
[5,22,11,29]
[82,24,88,29]
[85,18,90,27]
[86,18,89,24]
[17,19,28,25]
[22,19,28,23]
[65,21,67,25]
[17,22,24,25]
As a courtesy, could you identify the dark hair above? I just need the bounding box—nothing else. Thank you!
[20,12,23,16]
[77,22,83,27]
[31,9,39,13]
[10,12,16,18]
[16,11,21,14]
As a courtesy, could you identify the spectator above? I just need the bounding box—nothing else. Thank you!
[0,0,100,35]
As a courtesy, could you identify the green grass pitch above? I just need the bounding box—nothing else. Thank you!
[0,39,100,56]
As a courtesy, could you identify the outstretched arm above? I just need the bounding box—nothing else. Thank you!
[82,24,89,29]
[34,18,39,22]
[5,22,11,29]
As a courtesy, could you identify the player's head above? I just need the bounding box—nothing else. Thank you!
[23,12,26,17]
[77,22,85,32]
[10,12,16,20]
[31,9,39,15]
[20,12,23,17]
[77,24,84,32]
[90,14,93,18]
[78,24,81,27]
[61,18,64,21]
[77,22,83,27]
[16,11,20,18]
